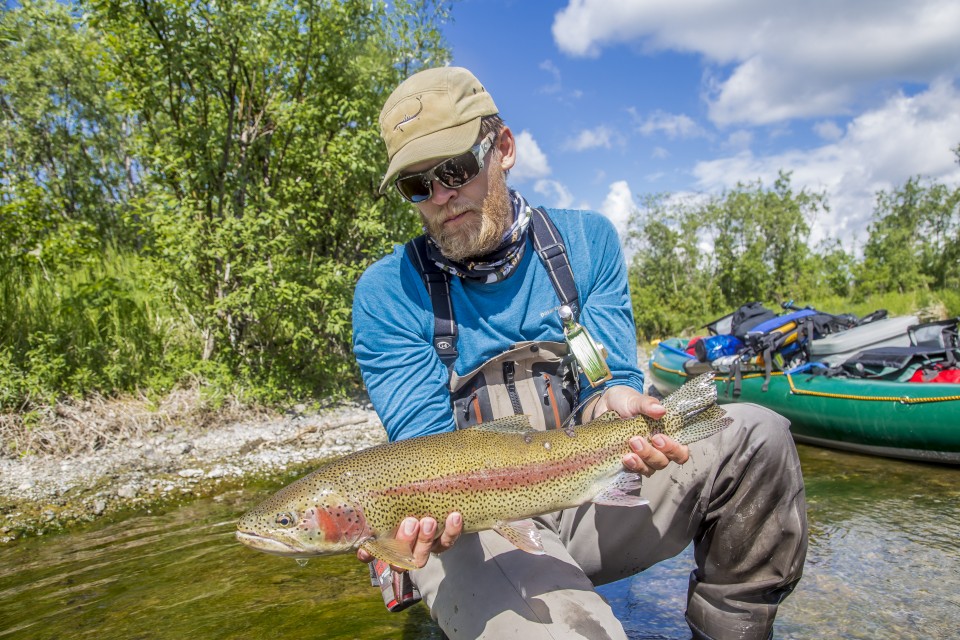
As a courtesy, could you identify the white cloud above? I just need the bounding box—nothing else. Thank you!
[691,79,960,249]
[723,130,753,150]
[511,130,552,182]
[552,0,960,126]
[565,125,617,151]
[600,180,637,238]
[813,120,844,141]
[534,179,576,209]
[539,59,562,94]
[637,110,705,139]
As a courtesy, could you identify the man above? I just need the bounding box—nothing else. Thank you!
[352,66,807,640]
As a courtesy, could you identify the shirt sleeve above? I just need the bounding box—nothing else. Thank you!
[352,248,458,442]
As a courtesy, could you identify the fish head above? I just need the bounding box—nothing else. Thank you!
[236,479,367,557]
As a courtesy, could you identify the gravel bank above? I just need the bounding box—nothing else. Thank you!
[0,400,386,543]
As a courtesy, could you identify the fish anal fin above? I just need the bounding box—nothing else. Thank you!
[467,415,536,434]
[361,538,419,571]
[493,519,545,554]
[591,471,650,507]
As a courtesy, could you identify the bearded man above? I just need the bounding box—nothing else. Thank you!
[351,66,807,640]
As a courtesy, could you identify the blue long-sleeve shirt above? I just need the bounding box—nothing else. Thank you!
[352,207,643,442]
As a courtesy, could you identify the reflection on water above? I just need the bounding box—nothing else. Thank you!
[1,445,957,639]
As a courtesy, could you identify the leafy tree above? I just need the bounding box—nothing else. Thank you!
[809,239,855,298]
[87,0,451,398]
[0,0,136,271]
[855,176,960,296]
[627,174,831,339]
[627,193,724,339]
[709,172,825,306]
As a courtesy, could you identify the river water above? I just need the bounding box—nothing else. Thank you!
[1,444,957,640]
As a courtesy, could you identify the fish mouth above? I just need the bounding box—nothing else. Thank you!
[235,530,308,557]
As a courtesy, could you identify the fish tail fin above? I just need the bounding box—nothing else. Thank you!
[677,403,733,445]
[662,372,718,417]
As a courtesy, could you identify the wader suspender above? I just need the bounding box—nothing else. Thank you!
[404,207,579,373]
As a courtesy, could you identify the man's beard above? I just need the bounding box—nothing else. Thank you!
[425,163,512,262]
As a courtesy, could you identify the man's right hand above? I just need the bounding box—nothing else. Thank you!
[357,512,464,570]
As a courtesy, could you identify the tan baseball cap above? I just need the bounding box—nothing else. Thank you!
[378,67,499,194]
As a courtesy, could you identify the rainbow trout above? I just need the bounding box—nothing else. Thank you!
[236,373,731,569]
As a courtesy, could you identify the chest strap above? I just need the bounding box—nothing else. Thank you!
[404,207,579,374]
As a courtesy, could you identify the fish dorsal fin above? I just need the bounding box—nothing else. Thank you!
[591,471,650,507]
[360,538,418,571]
[492,519,545,554]
[466,415,536,434]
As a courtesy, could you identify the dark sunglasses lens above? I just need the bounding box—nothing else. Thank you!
[395,175,431,202]
[434,152,481,188]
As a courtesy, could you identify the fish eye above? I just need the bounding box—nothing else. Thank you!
[275,512,296,528]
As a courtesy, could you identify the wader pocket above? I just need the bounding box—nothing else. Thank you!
[449,341,578,431]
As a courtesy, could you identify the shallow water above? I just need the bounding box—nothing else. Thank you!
[1,445,957,640]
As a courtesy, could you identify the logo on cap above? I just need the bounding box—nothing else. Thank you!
[393,97,423,132]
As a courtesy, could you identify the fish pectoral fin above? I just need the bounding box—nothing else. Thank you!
[467,415,536,434]
[591,472,650,507]
[360,538,419,571]
[493,519,545,554]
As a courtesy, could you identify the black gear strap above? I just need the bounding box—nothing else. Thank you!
[404,207,579,375]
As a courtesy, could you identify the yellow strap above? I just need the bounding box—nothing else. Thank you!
[649,361,960,404]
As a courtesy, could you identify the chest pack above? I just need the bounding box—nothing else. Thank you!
[404,207,582,430]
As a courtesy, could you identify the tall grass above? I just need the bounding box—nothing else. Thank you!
[0,250,196,409]
[799,289,958,323]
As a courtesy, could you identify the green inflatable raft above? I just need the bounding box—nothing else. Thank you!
[649,337,960,465]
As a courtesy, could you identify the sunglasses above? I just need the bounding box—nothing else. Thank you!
[394,134,495,203]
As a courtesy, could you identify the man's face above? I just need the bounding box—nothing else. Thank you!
[409,138,513,262]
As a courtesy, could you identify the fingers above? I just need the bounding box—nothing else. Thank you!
[651,433,690,464]
[410,516,438,569]
[600,386,666,420]
[357,513,464,570]
[431,512,463,555]
[622,434,689,476]
[389,516,435,570]
[637,395,667,420]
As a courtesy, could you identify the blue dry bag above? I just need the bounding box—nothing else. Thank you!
[695,334,744,362]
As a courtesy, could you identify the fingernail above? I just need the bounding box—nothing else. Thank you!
[422,519,435,535]
[403,518,417,535]
[652,434,665,448]
[630,436,644,450]
[450,513,462,527]
[650,402,665,413]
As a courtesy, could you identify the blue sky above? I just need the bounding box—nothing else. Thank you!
[442,0,960,250]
